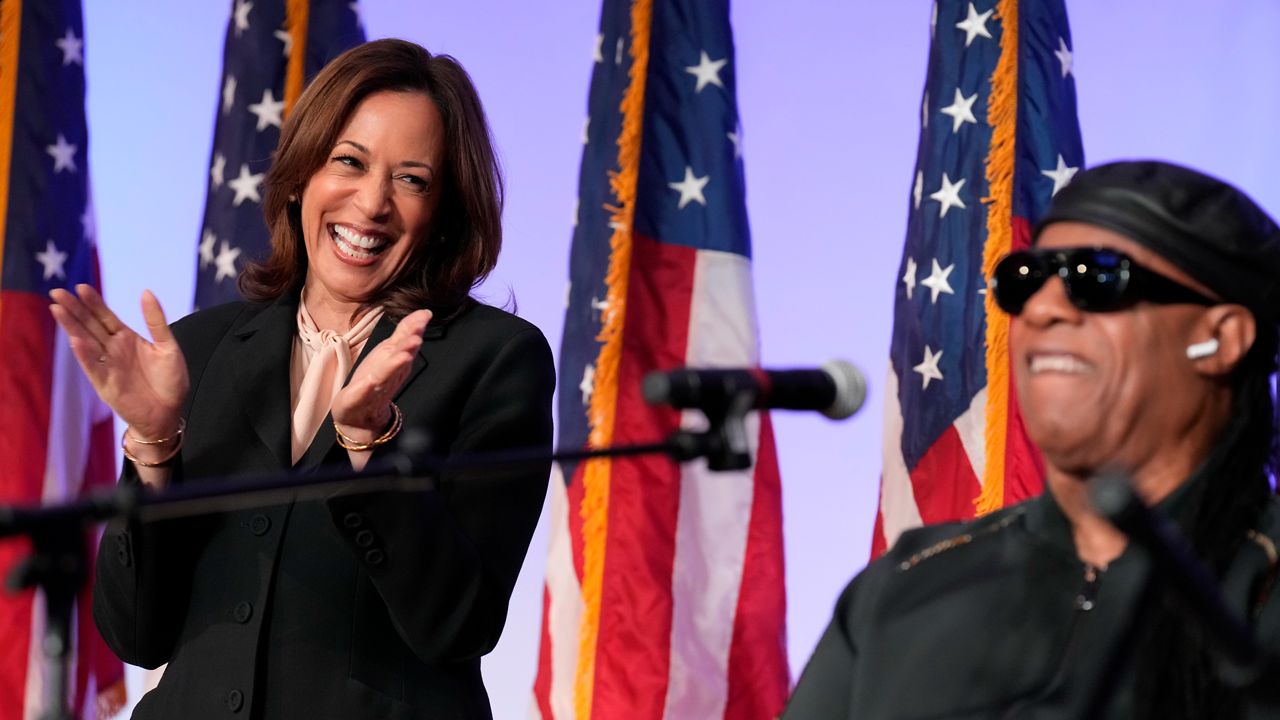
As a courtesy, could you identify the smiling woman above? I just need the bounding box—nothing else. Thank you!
[50,38,553,720]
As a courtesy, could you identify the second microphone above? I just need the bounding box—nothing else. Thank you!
[642,360,866,420]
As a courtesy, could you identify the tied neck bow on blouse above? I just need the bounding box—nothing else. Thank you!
[290,301,385,464]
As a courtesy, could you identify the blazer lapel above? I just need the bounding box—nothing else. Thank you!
[231,297,297,469]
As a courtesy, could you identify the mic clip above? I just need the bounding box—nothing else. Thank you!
[668,385,755,471]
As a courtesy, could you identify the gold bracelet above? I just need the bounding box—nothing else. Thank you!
[125,418,186,445]
[122,423,185,467]
[334,403,403,452]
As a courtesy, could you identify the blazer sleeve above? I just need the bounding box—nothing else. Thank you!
[91,305,241,668]
[325,323,556,663]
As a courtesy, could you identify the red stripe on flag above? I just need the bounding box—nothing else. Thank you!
[870,481,889,558]
[591,234,695,719]
[1001,216,1045,506]
[534,584,555,720]
[908,424,980,526]
[0,292,55,720]
[723,412,789,720]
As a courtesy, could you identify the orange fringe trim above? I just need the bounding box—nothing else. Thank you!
[574,0,652,717]
[0,0,22,321]
[283,0,309,117]
[96,678,128,719]
[975,0,1019,515]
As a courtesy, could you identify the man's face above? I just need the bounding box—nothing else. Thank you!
[1009,222,1216,476]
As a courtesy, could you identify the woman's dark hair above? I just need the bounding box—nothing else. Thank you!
[239,38,504,320]
[1135,323,1278,719]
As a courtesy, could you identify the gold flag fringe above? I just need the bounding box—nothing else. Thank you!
[574,0,653,717]
[283,0,309,117]
[0,0,22,321]
[975,0,1018,515]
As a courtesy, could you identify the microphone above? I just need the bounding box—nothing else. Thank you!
[642,360,866,420]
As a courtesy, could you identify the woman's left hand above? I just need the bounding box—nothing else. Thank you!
[332,309,432,442]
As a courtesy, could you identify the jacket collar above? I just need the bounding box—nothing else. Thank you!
[230,288,446,471]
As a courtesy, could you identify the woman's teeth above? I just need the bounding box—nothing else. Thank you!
[331,224,388,260]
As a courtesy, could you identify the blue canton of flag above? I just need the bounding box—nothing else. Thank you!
[874,0,1084,555]
[193,0,364,309]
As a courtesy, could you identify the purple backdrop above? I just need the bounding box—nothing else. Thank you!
[81,1,1280,716]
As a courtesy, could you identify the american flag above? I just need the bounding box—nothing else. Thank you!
[533,1,788,718]
[0,1,125,717]
[193,0,364,309]
[874,0,1084,556]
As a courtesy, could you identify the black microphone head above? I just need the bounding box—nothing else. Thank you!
[1088,469,1141,531]
[642,371,673,406]
[821,359,866,420]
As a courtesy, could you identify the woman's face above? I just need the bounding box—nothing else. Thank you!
[300,90,445,307]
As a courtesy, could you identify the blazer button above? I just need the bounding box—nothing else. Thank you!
[248,514,271,536]
[116,547,131,568]
[232,601,253,624]
[225,689,244,712]
[342,512,364,529]
[354,529,375,548]
[364,548,386,567]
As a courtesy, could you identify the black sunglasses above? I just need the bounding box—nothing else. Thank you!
[991,247,1218,316]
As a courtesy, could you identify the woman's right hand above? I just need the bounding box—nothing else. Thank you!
[49,284,190,441]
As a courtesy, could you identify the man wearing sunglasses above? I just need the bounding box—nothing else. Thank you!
[784,161,1280,719]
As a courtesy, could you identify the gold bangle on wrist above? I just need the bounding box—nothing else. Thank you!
[122,419,186,467]
[334,403,403,452]
[125,418,186,445]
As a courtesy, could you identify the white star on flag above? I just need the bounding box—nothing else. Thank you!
[349,2,363,27]
[35,239,68,281]
[920,258,956,303]
[615,38,624,64]
[214,241,241,283]
[233,0,253,37]
[580,363,596,406]
[590,295,611,322]
[46,134,77,173]
[274,29,293,57]
[956,3,994,47]
[228,164,265,206]
[200,230,218,269]
[582,116,590,145]
[684,51,727,93]
[914,345,945,390]
[1054,37,1073,78]
[913,170,924,209]
[929,173,966,218]
[727,128,742,159]
[210,153,226,189]
[248,88,285,131]
[1041,154,1078,197]
[940,88,979,133]
[593,33,604,63]
[922,91,929,129]
[222,75,237,115]
[668,166,710,209]
[902,256,918,300]
[55,28,83,66]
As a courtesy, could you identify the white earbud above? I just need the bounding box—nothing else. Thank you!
[1185,338,1220,360]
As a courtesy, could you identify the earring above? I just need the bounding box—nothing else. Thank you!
[1185,338,1220,360]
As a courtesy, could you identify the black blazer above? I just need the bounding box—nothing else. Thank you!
[93,292,554,719]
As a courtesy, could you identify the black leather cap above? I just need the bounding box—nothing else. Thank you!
[1035,160,1280,321]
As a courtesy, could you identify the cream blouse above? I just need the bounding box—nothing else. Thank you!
[289,298,385,469]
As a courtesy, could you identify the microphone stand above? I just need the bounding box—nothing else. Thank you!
[0,396,758,720]
[1087,472,1280,710]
